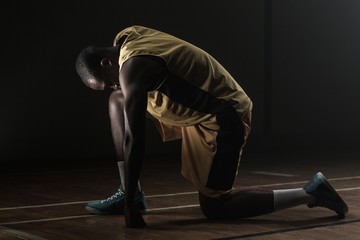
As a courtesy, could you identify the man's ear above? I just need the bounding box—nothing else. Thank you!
[100,58,113,67]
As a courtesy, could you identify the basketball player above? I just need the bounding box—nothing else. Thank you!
[75,25,348,228]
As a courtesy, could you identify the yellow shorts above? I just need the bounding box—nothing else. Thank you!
[152,104,252,198]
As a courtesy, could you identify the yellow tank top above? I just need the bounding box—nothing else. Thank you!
[113,25,251,130]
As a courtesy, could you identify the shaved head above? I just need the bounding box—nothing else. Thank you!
[75,45,120,90]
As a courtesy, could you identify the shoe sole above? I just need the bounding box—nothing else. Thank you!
[86,206,115,215]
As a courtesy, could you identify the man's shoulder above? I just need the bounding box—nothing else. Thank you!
[121,56,167,82]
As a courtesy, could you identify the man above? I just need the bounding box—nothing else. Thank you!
[75,25,348,228]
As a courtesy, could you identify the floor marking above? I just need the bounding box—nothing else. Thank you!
[330,176,360,181]
[252,171,297,177]
[0,226,48,240]
[0,192,198,211]
[337,187,360,192]
[250,180,311,188]
[214,219,360,239]
[0,205,201,226]
[0,184,358,226]
[0,215,96,226]
[249,175,360,189]
[0,175,359,212]
[0,201,99,211]
[147,191,197,198]
[147,204,199,212]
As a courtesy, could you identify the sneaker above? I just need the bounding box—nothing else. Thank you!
[86,189,148,215]
[304,172,348,218]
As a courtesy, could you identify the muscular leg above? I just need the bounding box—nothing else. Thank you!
[199,176,348,220]
[199,188,312,219]
[199,190,273,219]
[198,109,321,220]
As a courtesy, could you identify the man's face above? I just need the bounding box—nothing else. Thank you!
[86,77,120,91]
[86,61,120,90]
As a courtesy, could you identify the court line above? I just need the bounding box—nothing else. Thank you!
[337,187,360,192]
[147,191,197,198]
[251,171,297,177]
[246,175,360,189]
[0,176,359,211]
[0,192,199,211]
[0,185,359,226]
[0,215,97,226]
[213,219,360,240]
[0,201,101,211]
[0,226,48,240]
[146,204,199,212]
[0,205,199,226]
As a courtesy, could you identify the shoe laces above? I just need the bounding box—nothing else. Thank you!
[101,189,124,203]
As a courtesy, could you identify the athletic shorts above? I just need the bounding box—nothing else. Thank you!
[153,102,252,198]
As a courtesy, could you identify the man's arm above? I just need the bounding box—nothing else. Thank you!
[119,56,166,228]
[109,89,126,163]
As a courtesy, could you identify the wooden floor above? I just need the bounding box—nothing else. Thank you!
[0,153,359,240]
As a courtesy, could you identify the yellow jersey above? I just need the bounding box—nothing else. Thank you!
[114,25,252,130]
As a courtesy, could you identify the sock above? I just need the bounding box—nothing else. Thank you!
[117,161,142,193]
[273,188,315,211]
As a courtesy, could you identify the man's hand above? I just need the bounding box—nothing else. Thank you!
[125,205,146,228]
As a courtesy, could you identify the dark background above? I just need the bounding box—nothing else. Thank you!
[1,0,359,164]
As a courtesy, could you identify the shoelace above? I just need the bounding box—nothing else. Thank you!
[101,189,124,203]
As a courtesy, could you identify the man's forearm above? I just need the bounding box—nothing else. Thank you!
[124,137,145,202]
[123,136,147,227]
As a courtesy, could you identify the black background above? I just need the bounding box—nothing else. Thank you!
[1,0,359,164]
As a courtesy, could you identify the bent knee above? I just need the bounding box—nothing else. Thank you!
[198,192,225,219]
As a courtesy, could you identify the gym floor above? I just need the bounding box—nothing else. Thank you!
[0,153,359,240]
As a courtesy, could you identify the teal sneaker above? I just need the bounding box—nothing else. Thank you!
[304,172,348,218]
[86,189,148,215]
